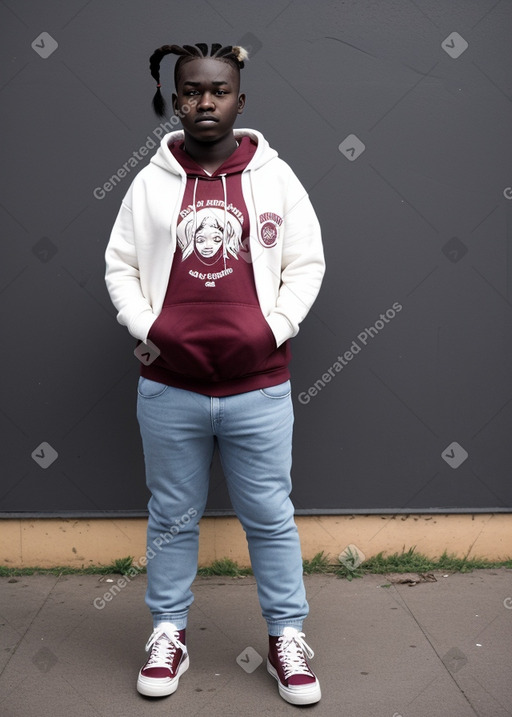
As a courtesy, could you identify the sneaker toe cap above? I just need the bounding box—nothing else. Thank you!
[140,667,171,679]
[288,674,317,686]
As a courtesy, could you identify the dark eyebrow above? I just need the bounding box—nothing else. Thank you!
[182,80,230,87]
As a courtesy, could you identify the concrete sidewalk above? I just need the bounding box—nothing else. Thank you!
[0,569,511,716]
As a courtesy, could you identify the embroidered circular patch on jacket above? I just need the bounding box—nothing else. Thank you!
[260,221,278,247]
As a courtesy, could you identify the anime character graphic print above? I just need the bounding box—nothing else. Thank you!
[176,201,248,287]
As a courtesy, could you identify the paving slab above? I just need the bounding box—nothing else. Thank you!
[0,570,511,716]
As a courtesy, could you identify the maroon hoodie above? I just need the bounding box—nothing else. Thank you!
[141,136,291,396]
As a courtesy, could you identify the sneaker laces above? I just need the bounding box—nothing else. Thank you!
[276,630,315,680]
[144,626,185,669]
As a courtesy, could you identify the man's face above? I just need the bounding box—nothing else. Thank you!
[195,217,223,258]
[172,57,245,143]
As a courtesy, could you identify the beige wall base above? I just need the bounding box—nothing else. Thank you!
[1,514,511,569]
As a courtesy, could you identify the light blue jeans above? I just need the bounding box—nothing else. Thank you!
[136,378,308,636]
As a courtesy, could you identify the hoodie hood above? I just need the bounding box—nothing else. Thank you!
[150,128,278,176]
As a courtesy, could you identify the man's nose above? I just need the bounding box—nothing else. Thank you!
[197,92,215,110]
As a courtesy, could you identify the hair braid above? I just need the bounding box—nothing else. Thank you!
[148,42,248,118]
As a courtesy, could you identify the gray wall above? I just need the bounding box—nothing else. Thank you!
[1,0,511,516]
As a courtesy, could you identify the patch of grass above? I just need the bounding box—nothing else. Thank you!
[0,557,137,578]
[362,546,436,574]
[361,547,507,575]
[334,545,366,581]
[303,551,330,575]
[197,558,253,577]
[1,548,510,579]
[336,546,512,580]
[111,556,135,574]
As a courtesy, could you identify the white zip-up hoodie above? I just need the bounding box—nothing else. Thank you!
[105,128,325,349]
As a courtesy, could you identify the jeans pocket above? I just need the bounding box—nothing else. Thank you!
[259,380,291,399]
[137,377,169,398]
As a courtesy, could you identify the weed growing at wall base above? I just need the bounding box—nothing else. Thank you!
[298,301,402,404]
[2,548,511,579]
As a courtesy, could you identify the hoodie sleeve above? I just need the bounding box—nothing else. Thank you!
[104,187,157,342]
[264,167,325,347]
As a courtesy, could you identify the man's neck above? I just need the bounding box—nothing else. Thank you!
[183,133,238,174]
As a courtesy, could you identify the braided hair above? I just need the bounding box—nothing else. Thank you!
[149,43,248,118]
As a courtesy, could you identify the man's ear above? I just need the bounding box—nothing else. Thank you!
[237,93,246,114]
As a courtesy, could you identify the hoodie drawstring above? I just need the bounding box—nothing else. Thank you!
[191,173,229,272]
[191,176,199,257]
[220,174,228,271]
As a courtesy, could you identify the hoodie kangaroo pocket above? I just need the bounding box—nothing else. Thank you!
[147,302,276,381]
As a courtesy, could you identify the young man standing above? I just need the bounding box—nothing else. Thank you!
[105,43,325,706]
